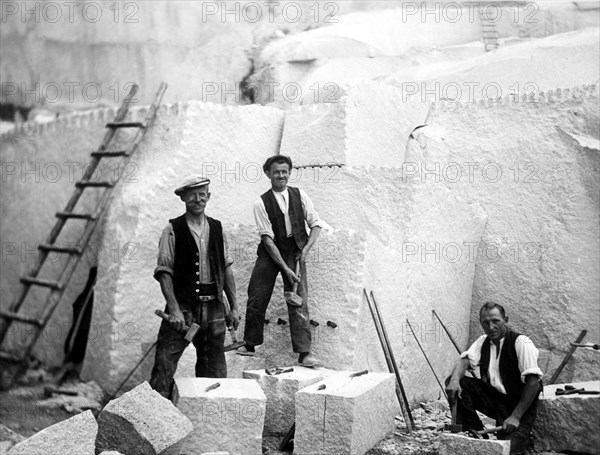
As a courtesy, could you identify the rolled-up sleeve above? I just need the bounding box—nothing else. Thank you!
[223,230,234,267]
[300,189,323,229]
[254,198,274,239]
[515,335,543,382]
[154,223,175,280]
[460,335,486,378]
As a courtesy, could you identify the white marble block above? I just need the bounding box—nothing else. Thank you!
[295,371,395,455]
[171,378,267,455]
[243,366,336,433]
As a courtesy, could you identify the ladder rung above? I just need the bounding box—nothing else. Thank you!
[20,277,63,289]
[106,122,145,129]
[0,311,43,327]
[75,181,115,188]
[55,212,96,220]
[38,244,83,255]
[0,350,22,363]
[91,150,130,158]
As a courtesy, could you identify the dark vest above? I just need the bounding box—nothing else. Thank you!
[261,186,308,250]
[169,214,225,307]
[480,329,525,403]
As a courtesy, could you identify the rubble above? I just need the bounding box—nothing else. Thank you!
[95,382,192,455]
[7,410,97,455]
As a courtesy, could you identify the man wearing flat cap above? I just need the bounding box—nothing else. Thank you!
[237,155,322,367]
[150,176,239,399]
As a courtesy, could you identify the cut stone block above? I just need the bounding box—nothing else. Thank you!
[7,410,97,455]
[170,378,267,455]
[96,381,192,455]
[533,381,600,453]
[438,433,510,455]
[295,371,395,455]
[243,366,337,433]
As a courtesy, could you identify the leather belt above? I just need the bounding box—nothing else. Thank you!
[197,295,216,302]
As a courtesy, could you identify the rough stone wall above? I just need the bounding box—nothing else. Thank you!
[2,83,598,401]
[420,86,600,381]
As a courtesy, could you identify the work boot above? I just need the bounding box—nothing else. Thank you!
[236,345,256,356]
[298,353,320,368]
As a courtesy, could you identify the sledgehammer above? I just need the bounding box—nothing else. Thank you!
[444,400,462,433]
[155,310,200,341]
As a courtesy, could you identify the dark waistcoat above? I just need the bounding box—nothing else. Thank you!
[169,214,225,306]
[480,329,525,402]
[260,186,308,250]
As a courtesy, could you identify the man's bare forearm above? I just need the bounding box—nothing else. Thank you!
[450,357,470,381]
[303,226,321,254]
[157,273,181,314]
[510,375,541,420]
[224,266,238,311]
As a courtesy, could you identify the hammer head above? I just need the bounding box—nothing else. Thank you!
[284,292,302,307]
[184,322,200,342]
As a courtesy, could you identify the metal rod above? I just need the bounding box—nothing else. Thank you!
[405,318,447,400]
[365,290,415,431]
[110,340,157,400]
[548,330,587,385]
[432,309,461,354]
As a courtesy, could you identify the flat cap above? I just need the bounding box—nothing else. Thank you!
[174,176,210,196]
[263,155,293,173]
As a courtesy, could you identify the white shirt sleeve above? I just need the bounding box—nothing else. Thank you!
[460,335,486,378]
[300,189,323,229]
[222,229,234,267]
[154,223,175,279]
[253,198,274,239]
[515,335,543,382]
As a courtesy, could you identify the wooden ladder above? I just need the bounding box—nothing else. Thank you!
[0,82,167,390]
[480,4,500,51]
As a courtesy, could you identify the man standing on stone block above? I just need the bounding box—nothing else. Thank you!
[150,176,239,399]
[445,302,543,454]
[237,155,322,367]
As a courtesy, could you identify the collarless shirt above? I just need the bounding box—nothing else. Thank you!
[253,188,323,239]
[461,334,543,395]
[154,215,233,283]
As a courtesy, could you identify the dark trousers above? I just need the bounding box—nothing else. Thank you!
[454,376,540,454]
[243,240,311,353]
[149,287,226,399]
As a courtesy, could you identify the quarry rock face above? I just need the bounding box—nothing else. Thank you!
[243,366,337,433]
[96,382,193,455]
[295,371,396,455]
[7,410,97,455]
[533,381,600,453]
[170,377,266,455]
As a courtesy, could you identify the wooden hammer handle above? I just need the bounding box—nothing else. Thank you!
[155,309,189,331]
[292,261,301,293]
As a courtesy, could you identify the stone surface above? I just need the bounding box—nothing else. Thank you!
[532,381,600,453]
[243,366,337,433]
[295,371,395,454]
[170,377,266,455]
[7,410,97,455]
[438,433,510,455]
[96,381,192,455]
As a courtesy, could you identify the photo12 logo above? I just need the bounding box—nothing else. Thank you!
[1,2,140,24]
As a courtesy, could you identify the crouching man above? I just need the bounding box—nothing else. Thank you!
[445,302,543,454]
